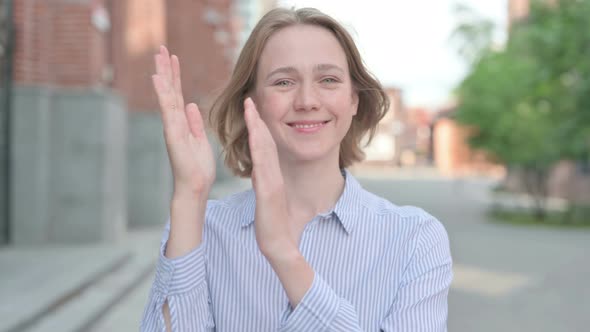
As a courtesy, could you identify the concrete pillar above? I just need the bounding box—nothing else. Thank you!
[11,86,127,244]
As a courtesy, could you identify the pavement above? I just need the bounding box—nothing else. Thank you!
[354,170,590,332]
[0,178,250,332]
[1,167,589,332]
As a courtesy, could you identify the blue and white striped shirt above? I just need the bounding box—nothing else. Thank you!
[141,170,452,331]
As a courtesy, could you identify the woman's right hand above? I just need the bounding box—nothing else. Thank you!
[152,46,216,198]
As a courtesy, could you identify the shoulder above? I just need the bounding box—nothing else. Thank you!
[359,188,439,226]
[355,187,450,247]
[361,189,433,220]
[358,188,452,267]
[342,171,447,236]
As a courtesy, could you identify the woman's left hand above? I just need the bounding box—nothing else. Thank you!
[243,97,315,307]
[243,98,298,260]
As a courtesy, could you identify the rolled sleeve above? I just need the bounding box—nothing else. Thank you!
[141,221,214,332]
[153,241,208,296]
[279,273,362,331]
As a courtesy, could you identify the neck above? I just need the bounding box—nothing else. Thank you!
[278,157,345,220]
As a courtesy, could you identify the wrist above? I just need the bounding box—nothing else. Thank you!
[172,185,210,202]
[263,244,301,267]
[166,192,208,259]
[265,247,314,307]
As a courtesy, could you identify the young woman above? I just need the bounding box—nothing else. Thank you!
[141,7,452,332]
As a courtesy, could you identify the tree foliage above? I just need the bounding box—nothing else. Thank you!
[452,0,590,219]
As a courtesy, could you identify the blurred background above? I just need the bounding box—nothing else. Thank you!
[0,0,588,331]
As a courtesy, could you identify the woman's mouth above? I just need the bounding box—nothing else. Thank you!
[288,120,330,133]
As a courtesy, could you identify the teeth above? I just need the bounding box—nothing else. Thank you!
[293,123,323,129]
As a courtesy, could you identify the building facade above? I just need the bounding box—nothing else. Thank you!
[362,87,405,165]
[1,0,273,245]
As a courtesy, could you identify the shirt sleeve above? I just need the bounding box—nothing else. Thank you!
[140,220,215,332]
[380,217,453,332]
[278,272,363,331]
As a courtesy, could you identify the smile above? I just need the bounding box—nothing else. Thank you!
[288,120,330,133]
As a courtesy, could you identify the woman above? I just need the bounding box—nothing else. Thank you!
[141,7,452,332]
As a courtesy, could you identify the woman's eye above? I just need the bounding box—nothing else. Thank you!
[275,80,292,87]
[322,77,338,83]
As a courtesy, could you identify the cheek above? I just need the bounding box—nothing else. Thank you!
[328,92,357,117]
[319,86,355,109]
[255,90,291,120]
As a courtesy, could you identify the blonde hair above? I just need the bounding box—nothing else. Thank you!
[209,7,389,177]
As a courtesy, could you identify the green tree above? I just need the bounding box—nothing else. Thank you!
[452,0,590,220]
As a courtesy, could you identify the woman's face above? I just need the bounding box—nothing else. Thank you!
[253,24,358,166]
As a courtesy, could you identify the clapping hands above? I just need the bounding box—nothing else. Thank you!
[153,46,296,259]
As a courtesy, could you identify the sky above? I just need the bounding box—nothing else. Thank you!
[277,0,508,110]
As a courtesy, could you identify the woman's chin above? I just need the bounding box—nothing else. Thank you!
[284,148,338,165]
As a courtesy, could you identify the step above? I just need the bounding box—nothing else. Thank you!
[0,246,130,332]
[23,253,156,332]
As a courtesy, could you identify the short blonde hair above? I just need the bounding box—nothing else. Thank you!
[209,7,389,177]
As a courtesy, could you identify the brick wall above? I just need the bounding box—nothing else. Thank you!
[109,0,235,113]
[13,0,236,112]
[109,0,166,112]
[433,117,502,176]
[166,0,235,113]
[433,118,471,174]
[13,0,107,87]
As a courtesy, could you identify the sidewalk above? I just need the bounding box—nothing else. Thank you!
[0,177,251,332]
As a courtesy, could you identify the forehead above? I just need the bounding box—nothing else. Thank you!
[258,24,349,74]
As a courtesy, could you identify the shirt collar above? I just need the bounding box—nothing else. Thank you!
[239,169,365,235]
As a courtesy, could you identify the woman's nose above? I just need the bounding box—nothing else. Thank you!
[293,82,320,112]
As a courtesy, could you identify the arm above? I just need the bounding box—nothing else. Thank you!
[277,270,363,331]
[380,218,453,332]
[164,194,210,331]
[242,99,314,308]
[140,45,217,331]
[140,215,215,332]
[278,218,452,332]
[243,100,362,330]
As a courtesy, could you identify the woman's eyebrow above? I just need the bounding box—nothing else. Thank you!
[314,64,344,73]
[266,66,297,80]
[266,64,344,80]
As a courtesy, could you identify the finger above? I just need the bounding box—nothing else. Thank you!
[245,98,275,153]
[185,103,205,139]
[160,46,173,83]
[155,53,164,77]
[152,76,176,134]
[244,98,266,161]
[155,46,168,78]
[171,55,185,111]
[244,98,282,186]
[152,74,175,113]
[154,55,173,95]
[251,168,257,191]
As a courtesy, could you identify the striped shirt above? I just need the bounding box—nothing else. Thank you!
[141,170,453,331]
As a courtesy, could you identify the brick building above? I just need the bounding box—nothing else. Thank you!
[362,87,408,165]
[432,107,501,176]
[0,0,273,245]
[405,107,434,165]
[508,0,558,30]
